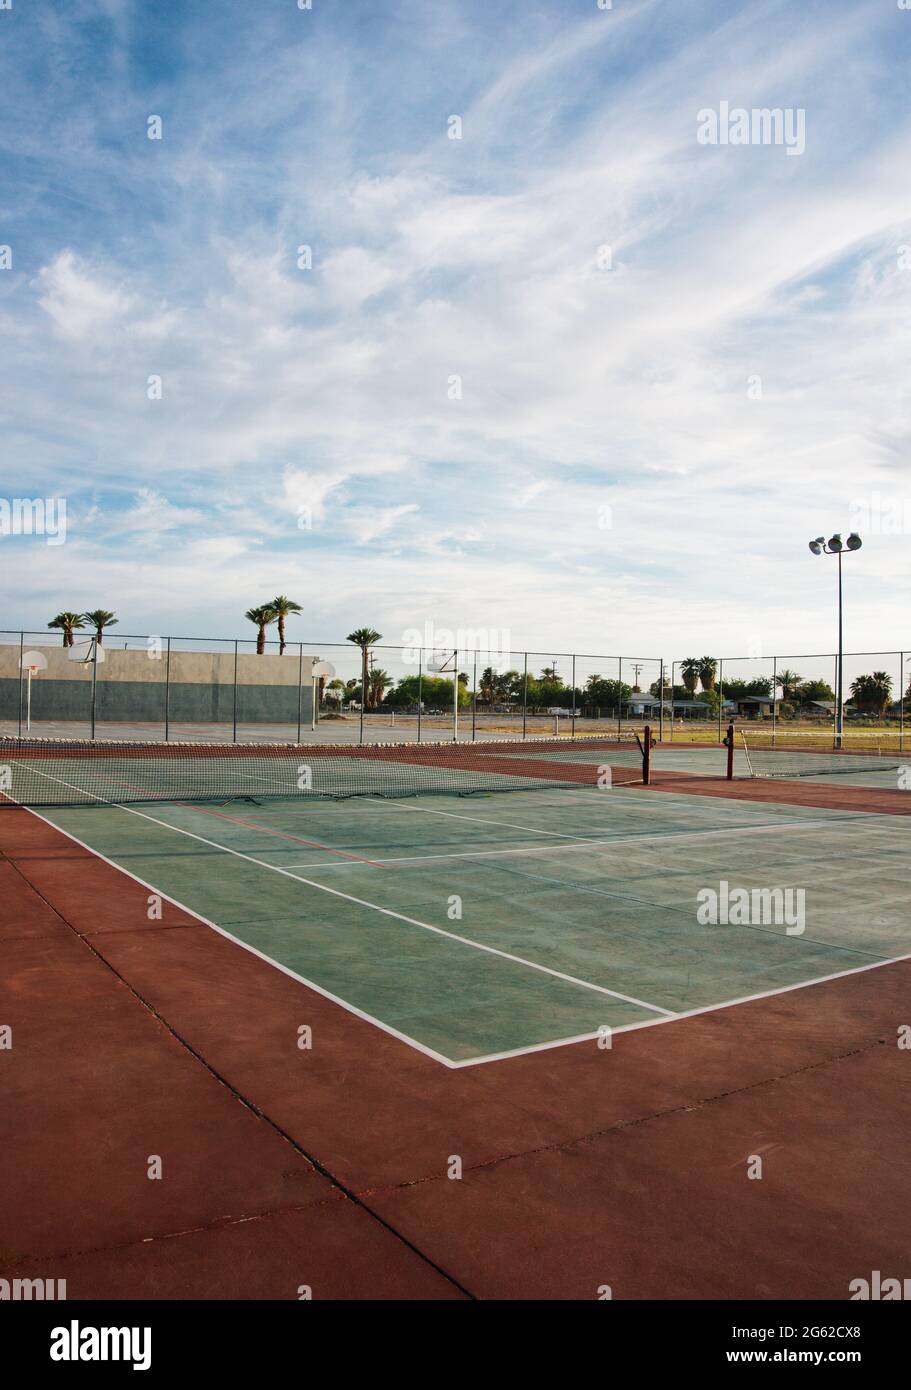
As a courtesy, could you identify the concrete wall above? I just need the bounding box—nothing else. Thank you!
[1,644,317,726]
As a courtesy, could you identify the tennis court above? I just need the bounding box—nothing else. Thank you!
[7,734,909,1066]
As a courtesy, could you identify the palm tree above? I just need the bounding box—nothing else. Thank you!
[698,657,717,691]
[367,667,391,710]
[479,666,498,709]
[346,628,382,711]
[850,672,893,719]
[776,669,803,703]
[48,612,85,648]
[680,657,701,695]
[245,604,277,655]
[82,609,118,646]
[269,595,302,655]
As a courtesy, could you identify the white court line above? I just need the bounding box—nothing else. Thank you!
[275,814,866,870]
[13,761,907,1069]
[23,801,911,1070]
[16,764,673,1022]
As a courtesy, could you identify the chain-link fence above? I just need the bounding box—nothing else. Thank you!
[1,630,906,747]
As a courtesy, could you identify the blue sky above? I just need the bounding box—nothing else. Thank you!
[2,0,910,663]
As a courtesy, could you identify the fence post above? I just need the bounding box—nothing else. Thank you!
[16,631,24,737]
[164,636,171,742]
[571,654,576,739]
[669,660,676,740]
[232,640,238,741]
[90,638,98,740]
[296,643,304,743]
[617,656,622,740]
[472,652,477,741]
[658,658,664,741]
[717,658,723,744]
[417,649,422,744]
[901,652,905,753]
[771,656,777,747]
[522,652,528,739]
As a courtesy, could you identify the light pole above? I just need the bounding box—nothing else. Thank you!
[808,531,862,749]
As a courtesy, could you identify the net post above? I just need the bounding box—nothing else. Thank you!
[232,641,238,742]
[17,631,23,737]
[296,643,304,743]
[642,725,651,784]
[726,722,735,779]
[522,652,528,740]
[164,636,171,743]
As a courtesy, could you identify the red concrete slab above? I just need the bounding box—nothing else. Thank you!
[367,1045,911,1299]
[6,848,200,935]
[468,960,911,1138]
[0,859,70,941]
[0,1200,465,1300]
[648,771,911,815]
[0,931,332,1258]
[77,925,568,1191]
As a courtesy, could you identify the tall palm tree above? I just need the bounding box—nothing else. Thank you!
[269,595,302,655]
[82,609,118,646]
[680,657,701,695]
[776,669,803,703]
[698,657,717,691]
[346,628,382,710]
[245,604,277,655]
[48,612,85,648]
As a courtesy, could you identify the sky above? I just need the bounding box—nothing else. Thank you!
[1,0,910,670]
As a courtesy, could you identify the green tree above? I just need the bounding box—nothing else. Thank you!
[245,604,277,654]
[82,609,118,646]
[698,657,717,691]
[776,669,803,702]
[680,657,701,695]
[269,595,302,655]
[850,671,893,718]
[799,679,835,703]
[367,666,391,709]
[48,611,85,648]
[347,628,382,710]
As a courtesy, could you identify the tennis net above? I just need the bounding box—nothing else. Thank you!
[740,733,906,780]
[0,735,645,808]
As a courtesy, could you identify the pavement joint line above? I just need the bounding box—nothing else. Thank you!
[2,840,477,1300]
[362,1037,895,1190]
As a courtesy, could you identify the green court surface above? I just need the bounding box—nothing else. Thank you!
[35,785,910,1066]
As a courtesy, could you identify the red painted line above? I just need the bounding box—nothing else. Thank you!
[185,803,389,867]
